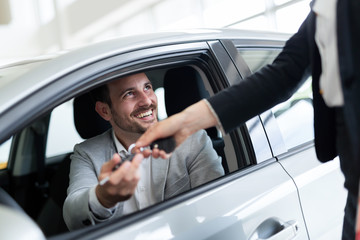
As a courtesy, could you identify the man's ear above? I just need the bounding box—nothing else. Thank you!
[95,101,112,121]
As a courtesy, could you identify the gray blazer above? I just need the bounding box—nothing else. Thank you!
[63,129,224,230]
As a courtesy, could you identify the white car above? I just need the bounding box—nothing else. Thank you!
[0,29,346,240]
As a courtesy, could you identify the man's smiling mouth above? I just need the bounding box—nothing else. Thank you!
[135,109,153,118]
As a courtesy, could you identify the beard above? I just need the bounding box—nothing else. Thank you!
[110,105,157,135]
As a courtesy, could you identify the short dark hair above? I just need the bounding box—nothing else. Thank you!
[90,84,112,107]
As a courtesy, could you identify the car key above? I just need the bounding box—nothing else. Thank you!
[112,153,135,171]
[99,136,176,185]
[112,136,176,171]
[149,136,176,154]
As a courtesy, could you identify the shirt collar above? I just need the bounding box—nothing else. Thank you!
[112,130,128,157]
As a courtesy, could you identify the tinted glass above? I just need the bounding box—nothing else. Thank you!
[239,48,314,149]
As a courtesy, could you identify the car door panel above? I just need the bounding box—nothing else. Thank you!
[215,40,310,238]
[260,79,347,239]
[278,148,347,240]
[97,162,308,240]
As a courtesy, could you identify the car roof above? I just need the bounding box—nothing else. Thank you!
[0,28,290,114]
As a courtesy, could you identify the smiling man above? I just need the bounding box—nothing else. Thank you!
[63,72,224,230]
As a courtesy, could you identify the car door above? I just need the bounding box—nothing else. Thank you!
[234,43,347,239]
[263,78,347,239]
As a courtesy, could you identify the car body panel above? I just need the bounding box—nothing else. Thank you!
[232,42,347,239]
[278,149,346,240]
[95,162,307,240]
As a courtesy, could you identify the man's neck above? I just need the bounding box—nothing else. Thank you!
[113,130,141,151]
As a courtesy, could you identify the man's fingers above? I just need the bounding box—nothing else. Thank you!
[131,153,143,167]
[159,150,171,159]
[141,149,152,158]
[150,148,171,159]
[110,154,142,183]
[101,153,121,172]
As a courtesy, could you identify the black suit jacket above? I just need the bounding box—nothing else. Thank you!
[208,0,360,189]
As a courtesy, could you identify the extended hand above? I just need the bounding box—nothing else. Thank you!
[96,153,142,208]
[135,100,218,158]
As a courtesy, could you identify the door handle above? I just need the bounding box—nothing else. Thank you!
[249,217,299,240]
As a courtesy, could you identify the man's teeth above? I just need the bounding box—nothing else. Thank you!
[136,110,152,118]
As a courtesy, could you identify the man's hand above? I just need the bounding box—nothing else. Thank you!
[96,153,142,208]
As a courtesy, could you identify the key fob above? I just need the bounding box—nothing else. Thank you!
[113,154,135,171]
[112,136,176,171]
[150,136,176,153]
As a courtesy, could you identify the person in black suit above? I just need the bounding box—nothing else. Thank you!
[136,0,360,239]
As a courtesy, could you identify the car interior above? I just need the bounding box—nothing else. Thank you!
[0,64,246,237]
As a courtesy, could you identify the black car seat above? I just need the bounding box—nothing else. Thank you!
[37,92,111,236]
[73,93,112,140]
[0,187,25,213]
[163,66,229,173]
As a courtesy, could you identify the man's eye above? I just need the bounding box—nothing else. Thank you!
[125,91,134,97]
[145,85,152,91]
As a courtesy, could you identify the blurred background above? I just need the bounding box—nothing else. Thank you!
[0,0,311,66]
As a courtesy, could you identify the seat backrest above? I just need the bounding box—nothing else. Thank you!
[163,66,228,173]
[52,92,111,203]
[0,187,25,213]
[73,92,112,139]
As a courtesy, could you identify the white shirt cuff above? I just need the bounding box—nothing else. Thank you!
[203,99,225,135]
[89,186,118,219]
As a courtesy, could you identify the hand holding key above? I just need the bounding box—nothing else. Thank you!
[96,153,142,208]
[96,137,176,208]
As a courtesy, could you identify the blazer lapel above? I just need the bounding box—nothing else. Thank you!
[150,157,169,202]
[337,0,354,84]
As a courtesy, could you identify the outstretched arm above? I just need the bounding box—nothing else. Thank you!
[135,100,218,157]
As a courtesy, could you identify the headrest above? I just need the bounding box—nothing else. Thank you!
[164,66,210,116]
[163,66,217,138]
[73,93,111,139]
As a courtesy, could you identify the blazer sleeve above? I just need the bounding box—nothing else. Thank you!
[186,130,225,187]
[208,13,312,134]
[63,131,123,230]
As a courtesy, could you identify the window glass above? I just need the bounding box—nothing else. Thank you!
[0,137,12,170]
[238,48,281,72]
[239,48,314,149]
[46,99,83,159]
[272,78,313,149]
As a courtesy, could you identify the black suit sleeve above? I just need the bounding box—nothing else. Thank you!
[208,13,312,134]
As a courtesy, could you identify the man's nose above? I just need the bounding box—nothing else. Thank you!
[138,91,152,106]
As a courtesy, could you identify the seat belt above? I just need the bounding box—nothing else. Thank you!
[31,121,48,199]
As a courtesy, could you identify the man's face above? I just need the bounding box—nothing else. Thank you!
[107,73,158,138]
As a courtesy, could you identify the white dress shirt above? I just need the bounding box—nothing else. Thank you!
[313,0,344,107]
[88,131,156,219]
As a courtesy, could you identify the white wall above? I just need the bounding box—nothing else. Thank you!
[0,0,311,65]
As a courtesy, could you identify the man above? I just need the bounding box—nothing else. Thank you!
[63,73,224,230]
[136,1,360,239]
